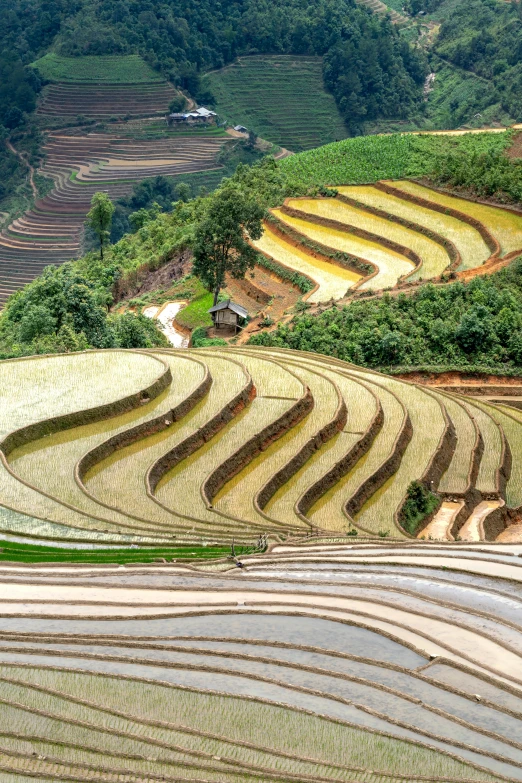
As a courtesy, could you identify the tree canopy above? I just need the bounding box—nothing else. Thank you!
[433,0,522,122]
[87,192,115,260]
[0,263,168,358]
[249,259,522,374]
[192,185,265,305]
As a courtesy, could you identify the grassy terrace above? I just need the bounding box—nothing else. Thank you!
[31,53,163,83]
[207,55,349,151]
[0,540,237,562]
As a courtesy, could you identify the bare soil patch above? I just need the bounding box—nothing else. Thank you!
[396,370,522,388]
[115,251,192,301]
[507,131,522,160]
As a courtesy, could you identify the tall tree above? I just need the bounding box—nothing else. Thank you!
[192,186,265,306]
[87,192,114,260]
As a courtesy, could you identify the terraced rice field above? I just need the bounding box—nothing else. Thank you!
[0,538,521,783]
[1,346,522,781]
[206,55,350,151]
[1,345,521,546]
[252,224,362,302]
[0,130,229,303]
[389,180,522,257]
[257,181,522,302]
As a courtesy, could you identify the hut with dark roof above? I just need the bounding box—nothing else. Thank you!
[208,300,248,332]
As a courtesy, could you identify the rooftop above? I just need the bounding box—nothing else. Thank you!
[208,299,248,318]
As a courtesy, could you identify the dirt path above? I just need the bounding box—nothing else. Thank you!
[6,139,37,199]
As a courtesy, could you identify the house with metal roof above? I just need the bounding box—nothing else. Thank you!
[167,107,217,126]
[208,299,248,332]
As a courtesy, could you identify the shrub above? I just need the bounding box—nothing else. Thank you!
[399,481,441,536]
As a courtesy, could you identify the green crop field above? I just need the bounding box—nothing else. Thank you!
[206,55,350,152]
[0,345,519,545]
[31,53,164,83]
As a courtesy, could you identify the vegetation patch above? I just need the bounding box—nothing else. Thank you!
[207,56,349,152]
[249,258,522,374]
[0,539,244,563]
[176,292,215,329]
[399,480,441,535]
[31,54,164,84]
[255,254,314,294]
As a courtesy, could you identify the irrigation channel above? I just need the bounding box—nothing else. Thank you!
[143,302,190,348]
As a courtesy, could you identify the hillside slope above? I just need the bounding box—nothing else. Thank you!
[206,56,349,152]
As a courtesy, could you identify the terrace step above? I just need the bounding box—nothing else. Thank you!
[337,184,491,272]
[284,197,451,282]
[0,128,229,299]
[418,500,464,541]
[459,499,504,541]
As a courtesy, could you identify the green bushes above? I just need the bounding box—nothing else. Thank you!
[280,130,512,190]
[249,258,522,374]
[191,325,226,347]
[400,481,441,536]
[0,264,168,359]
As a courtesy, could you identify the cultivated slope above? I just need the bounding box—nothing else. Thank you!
[0,130,229,303]
[252,181,522,303]
[0,540,520,782]
[1,346,520,546]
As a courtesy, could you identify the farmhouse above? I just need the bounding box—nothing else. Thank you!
[234,125,248,133]
[167,107,217,126]
[208,299,248,332]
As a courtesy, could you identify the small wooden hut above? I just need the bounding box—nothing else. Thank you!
[208,300,248,333]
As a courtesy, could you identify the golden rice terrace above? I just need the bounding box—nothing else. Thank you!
[2,346,521,544]
[254,181,522,302]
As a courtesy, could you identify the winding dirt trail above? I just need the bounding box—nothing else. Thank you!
[6,139,37,199]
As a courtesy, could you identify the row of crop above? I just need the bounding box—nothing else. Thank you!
[0,665,495,783]
[265,212,375,277]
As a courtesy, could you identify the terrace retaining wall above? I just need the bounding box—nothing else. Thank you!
[335,192,460,271]
[281,201,423,275]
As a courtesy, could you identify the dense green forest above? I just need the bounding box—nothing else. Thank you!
[0,0,427,126]
[323,16,426,134]
[435,0,522,121]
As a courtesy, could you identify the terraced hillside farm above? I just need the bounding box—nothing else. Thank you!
[0,539,521,783]
[33,54,176,120]
[206,56,350,151]
[0,53,235,304]
[0,129,229,304]
[1,345,522,546]
[2,345,522,782]
[253,180,522,302]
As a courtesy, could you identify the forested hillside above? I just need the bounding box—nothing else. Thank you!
[1,0,427,126]
[438,0,522,121]
[409,0,522,123]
